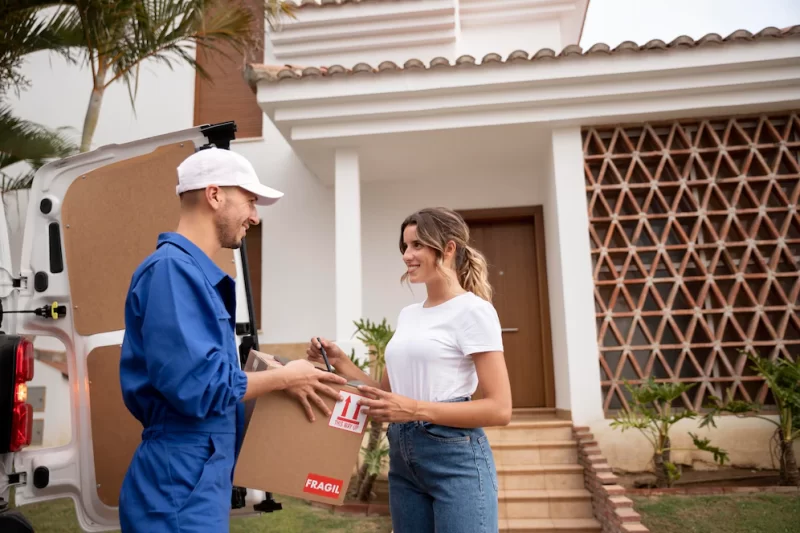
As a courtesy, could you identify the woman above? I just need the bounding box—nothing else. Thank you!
[307,206,512,533]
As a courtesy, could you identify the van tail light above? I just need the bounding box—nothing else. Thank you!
[1,336,35,453]
[10,402,33,451]
[16,338,34,381]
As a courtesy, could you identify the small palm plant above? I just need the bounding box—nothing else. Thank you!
[347,347,369,373]
[701,349,800,487]
[356,438,390,502]
[349,317,394,502]
[610,378,728,488]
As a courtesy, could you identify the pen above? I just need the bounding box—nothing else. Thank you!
[317,337,333,373]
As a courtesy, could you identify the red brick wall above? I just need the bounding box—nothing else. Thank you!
[573,425,650,533]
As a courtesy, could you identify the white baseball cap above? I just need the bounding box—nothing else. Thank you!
[176,147,284,206]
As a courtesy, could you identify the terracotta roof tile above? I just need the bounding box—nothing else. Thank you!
[247,25,800,85]
[292,0,416,8]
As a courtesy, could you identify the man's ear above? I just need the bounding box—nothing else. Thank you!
[205,185,223,210]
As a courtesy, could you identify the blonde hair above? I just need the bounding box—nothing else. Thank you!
[399,207,493,301]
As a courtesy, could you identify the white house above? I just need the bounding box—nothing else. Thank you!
[6,0,800,478]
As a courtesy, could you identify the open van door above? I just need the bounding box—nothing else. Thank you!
[2,123,274,531]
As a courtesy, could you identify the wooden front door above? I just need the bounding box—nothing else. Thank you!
[461,207,555,408]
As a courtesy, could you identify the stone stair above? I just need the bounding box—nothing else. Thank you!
[485,409,602,533]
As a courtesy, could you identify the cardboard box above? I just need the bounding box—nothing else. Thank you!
[233,351,368,505]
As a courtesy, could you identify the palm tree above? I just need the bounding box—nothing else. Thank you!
[50,0,294,152]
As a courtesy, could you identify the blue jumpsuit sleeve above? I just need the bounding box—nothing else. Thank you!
[139,255,248,419]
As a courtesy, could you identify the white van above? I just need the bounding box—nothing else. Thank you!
[0,122,282,532]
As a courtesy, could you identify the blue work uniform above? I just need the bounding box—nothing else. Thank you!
[118,232,248,533]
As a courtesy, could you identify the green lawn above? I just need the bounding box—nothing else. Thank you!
[9,493,392,533]
[632,493,800,533]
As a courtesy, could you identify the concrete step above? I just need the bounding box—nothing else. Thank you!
[511,408,560,421]
[500,489,594,520]
[499,518,602,533]
[486,420,574,443]
[493,440,579,466]
[498,464,585,491]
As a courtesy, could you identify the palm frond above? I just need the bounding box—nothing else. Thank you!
[263,0,297,31]
[0,105,78,190]
[0,1,84,95]
[0,170,37,192]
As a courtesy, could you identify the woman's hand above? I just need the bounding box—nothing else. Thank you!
[306,337,349,370]
[357,386,420,423]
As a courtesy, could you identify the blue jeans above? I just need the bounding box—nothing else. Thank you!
[386,399,499,533]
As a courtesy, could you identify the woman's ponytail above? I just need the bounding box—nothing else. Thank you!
[458,245,492,301]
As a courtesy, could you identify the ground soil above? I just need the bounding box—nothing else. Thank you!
[615,465,783,490]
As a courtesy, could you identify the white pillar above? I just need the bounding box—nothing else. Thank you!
[547,126,605,424]
[334,149,363,341]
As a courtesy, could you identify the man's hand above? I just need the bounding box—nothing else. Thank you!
[280,360,348,422]
[356,385,419,423]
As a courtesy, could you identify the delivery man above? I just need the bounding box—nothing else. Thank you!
[117,147,347,533]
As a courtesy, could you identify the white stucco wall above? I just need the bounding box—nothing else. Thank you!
[543,127,604,424]
[7,51,196,154]
[233,127,337,342]
[591,416,800,474]
[541,138,570,412]
[457,19,564,60]
[265,0,583,69]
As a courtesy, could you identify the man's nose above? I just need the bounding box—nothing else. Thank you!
[249,208,260,225]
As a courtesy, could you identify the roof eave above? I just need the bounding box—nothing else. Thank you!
[247,25,800,89]
[248,36,800,145]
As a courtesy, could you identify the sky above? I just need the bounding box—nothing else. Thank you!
[580,0,800,48]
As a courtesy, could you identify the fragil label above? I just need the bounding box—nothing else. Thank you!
[328,391,368,433]
[303,473,343,499]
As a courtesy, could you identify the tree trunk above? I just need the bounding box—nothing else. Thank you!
[357,473,378,502]
[81,68,107,153]
[349,462,369,500]
[654,437,673,488]
[653,452,668,488]
[778,428,789,486]
[779,428,799,487]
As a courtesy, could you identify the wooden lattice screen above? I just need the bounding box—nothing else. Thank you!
[583,112,800,414]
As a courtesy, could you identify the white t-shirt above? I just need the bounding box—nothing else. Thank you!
[384,292,504,403]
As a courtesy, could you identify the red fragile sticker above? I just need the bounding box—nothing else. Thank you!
[303,473,344,499]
